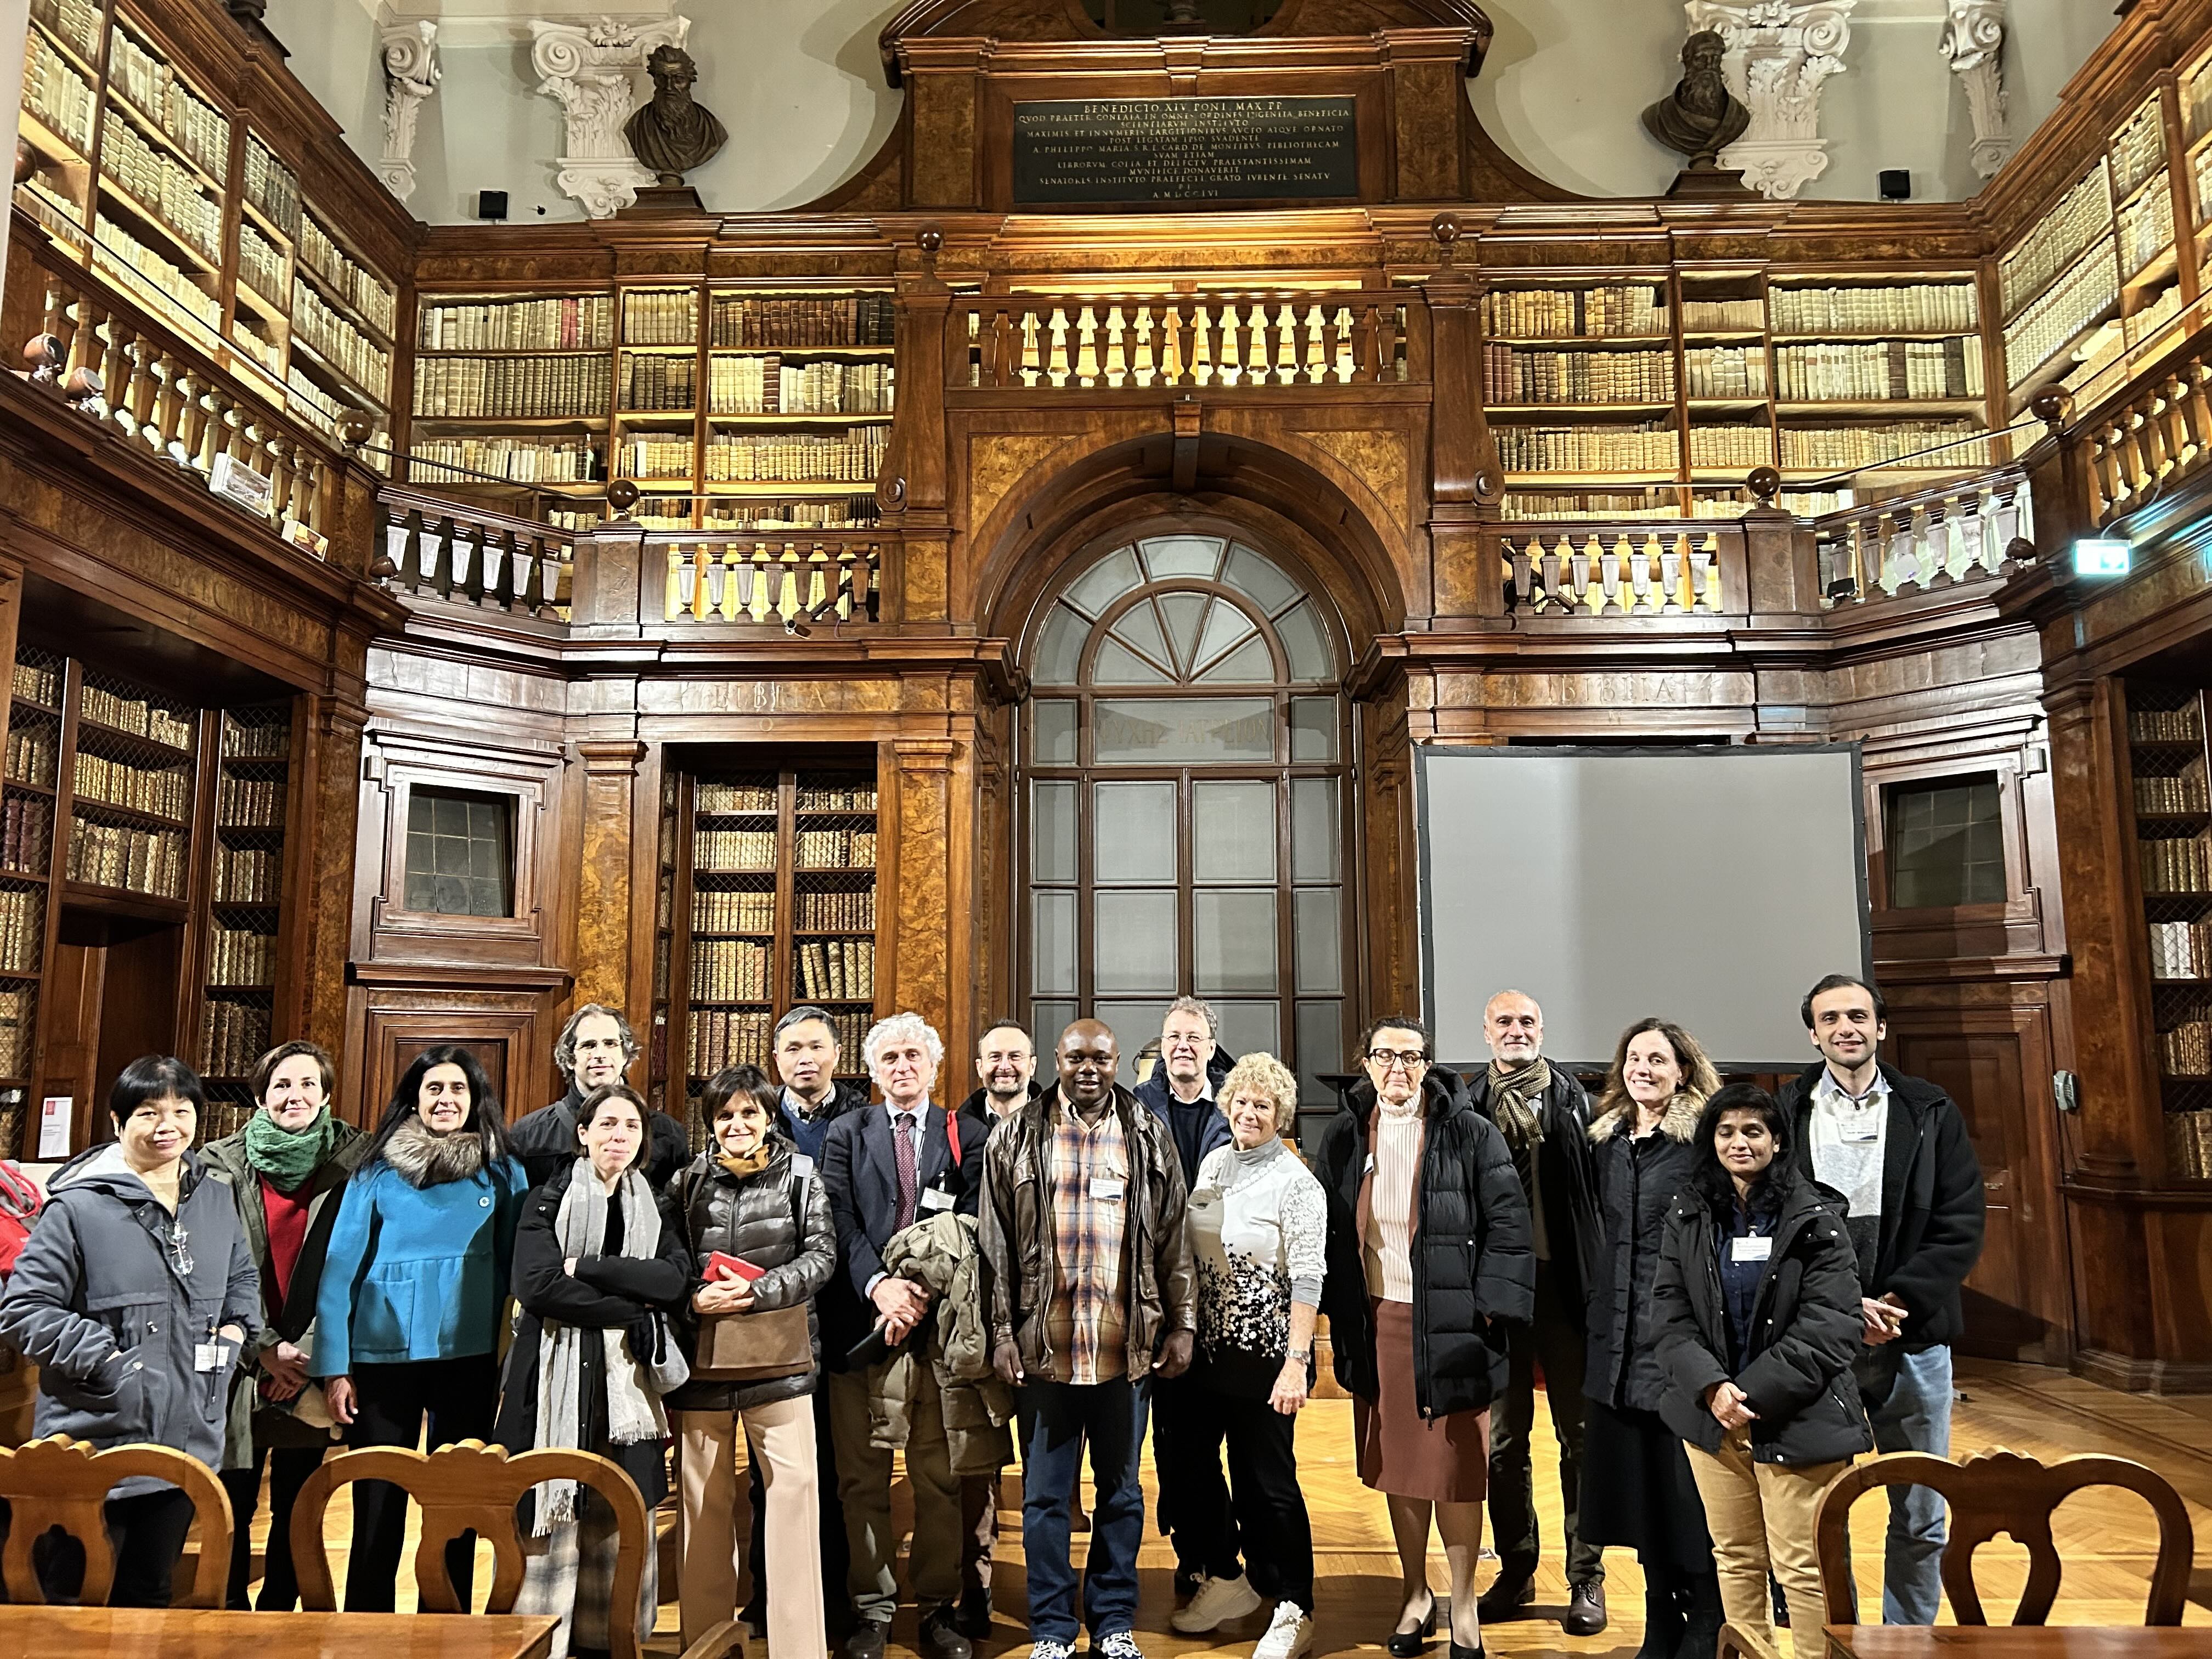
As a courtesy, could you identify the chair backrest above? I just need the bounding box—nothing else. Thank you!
[1814,1448,2196,1627]
[289,1438,651,1659]
[0,1435,232,1607]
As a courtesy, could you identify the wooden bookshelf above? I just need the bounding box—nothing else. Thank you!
[654,760,881,1147]
[199,703,292,1141]
[2123,681,2212,1183]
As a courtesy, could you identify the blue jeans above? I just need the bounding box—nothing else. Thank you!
[1017,1377,1150,1644]
[1863,1344,1954,1624]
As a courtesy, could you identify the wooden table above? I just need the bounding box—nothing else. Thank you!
[0,1606,559,1657]
[1830,1629,2209,1659]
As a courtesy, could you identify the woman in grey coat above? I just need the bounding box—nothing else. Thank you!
[0,1056,260,1606]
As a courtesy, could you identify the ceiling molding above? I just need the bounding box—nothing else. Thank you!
[363,1,681,49]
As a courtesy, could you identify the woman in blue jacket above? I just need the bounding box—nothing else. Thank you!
[313,1044,527,1611]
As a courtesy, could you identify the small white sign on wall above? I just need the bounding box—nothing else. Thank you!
[37,1096,71,1160]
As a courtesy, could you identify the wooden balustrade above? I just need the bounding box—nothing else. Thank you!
[32,252,335,548]
[1812,467,2035,605]
[952,292,1414,390]
[2083,349,2212,528]
[1490,521,1739,617]
[658,534,882,626]
[377,486,572,616]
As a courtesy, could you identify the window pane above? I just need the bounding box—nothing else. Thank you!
[1294,998,1343,1106]
[1110,600,1172,668]
[1290,697,1338,760]
[1222,543,1301,615]
[1158,592,1209,674]
[434,793,467,834]
[1294,887,1342,994]
[1033,1001,1079,1051]
[404,785,515,917]
[1096,1001,1173,1087]
[1065,547,1142,617]
[1888,777,2005,907]
[1032,781,1077,883]
[1197,636,1275,684]
[1139,535,1225,580]
[1032,890,1079,994]
[1275,599,1334,680]
[1034,603,1085,684]
[1195,889,1277,992]
[1194,600,1257,670]
[1290,778,1340,882]
[1095,698,1274,763]
[1034,699,1077,764]
[1096,890,1178,992]
[408,793,433,831]
[1093,781,1177,883]
[1212,1000,1280,1066]
[1193,781,1276,881]
[1093,638,1171,684]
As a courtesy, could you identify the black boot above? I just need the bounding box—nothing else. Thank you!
[1674,1568,1724,1659]
[1635,1563,1685,1659]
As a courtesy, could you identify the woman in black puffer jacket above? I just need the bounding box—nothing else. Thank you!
[664,1064,837,1656]
[1580,1018,1724,1659]
[1312,1014,1533,1659]
[1653,1084,1870,1659]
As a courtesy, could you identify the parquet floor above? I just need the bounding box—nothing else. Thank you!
[280,1359,2212,1657]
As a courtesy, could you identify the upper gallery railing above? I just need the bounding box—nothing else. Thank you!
[377,486,572,616]
[2079,341,2212,528]
[657,530,882,627]
[1811,466,2036,607]
[1490,520,1742,617]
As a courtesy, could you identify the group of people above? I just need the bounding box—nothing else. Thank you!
[0,975,1984,1659]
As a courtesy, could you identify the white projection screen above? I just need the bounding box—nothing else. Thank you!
[1417,744,1872,1070]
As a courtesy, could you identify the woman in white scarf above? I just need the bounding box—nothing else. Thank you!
[499,1084,691,1657]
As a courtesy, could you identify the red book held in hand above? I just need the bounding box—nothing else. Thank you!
[706,1251,765,1283]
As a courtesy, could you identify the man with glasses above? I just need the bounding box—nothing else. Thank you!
[510,1004,689,1188]
[1466,991,1607,1637]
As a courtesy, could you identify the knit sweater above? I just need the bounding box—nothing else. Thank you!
[1188,1136,1327,1369]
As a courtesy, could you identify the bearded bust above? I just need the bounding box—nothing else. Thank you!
[625,44,728,184]
[1643,31,1751,165]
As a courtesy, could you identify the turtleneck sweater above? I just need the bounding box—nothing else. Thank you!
[1187,1135,1327,1363]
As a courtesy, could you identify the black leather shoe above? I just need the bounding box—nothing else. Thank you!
[1387,1589,1438,1658]
[1476,1572,1536,1622]
[920,1609,974,1659]
[1564,1580,1607,1637]
[846,1621,890,1659]
[956,1587,994,1640]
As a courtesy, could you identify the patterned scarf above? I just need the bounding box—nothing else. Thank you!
[1487,1057,1552,1153]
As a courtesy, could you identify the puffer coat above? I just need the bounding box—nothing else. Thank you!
[1583,1091,1705,1413]
[1310,1065,1535,1417]
[0,1145,260,1497]
[662,1140,835,1414]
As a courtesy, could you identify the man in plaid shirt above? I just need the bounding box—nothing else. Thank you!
[980,1019,1197,1659]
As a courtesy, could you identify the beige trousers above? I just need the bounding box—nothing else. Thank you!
[675,1396,825,1657]
[828,1365,964,1622]
[1685,1426,1852,1659]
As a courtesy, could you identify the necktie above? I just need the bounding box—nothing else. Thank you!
[894,1110,918,1232]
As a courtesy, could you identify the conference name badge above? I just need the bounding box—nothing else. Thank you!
[920,1187,954,1212]
[1090,1177,1125,1201]
[1731,1235,1773,1262]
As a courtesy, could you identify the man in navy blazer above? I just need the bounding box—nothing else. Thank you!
[821,1013,991,1659]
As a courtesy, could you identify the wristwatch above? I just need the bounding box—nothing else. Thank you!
[1284,1348,1311,1363]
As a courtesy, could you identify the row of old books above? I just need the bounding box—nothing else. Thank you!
[79,682,192,747]
[1483,286,1666,340]
[2005,241,2120,387]
[623,355,695,411]
[414,437,601,484]
[1681,297,1764,332]
[99,115,223,267]
[2002,162,2115,309]
[691,939,771,1002]
[688,1007,774,1076]
[293,281,391,398]
[693,889,775,933]
[2137,774,2209,814]
[709,295,896,349]
[2149,919,2212,978]
[2141,835,2212,894]
[622,437,695,481]
[703,430,886,483]
[0,985,32,1076]
[797,828,876,868]
[243,134,299,237]
[2118,180,2175,279]
[625,290,697,346]
[1689,425,1776,467]
[1483,347,1675,405]
[1495,423,1680,474]
[795,939,873,1003]
[708,358,894,416]
[3,796,50,872]
[2111,98,2166,199]
[2131,707,2203,743]
[66,817,184,896]
[698,781,777,812]
[93,216,221,334]
[31,0,102,59]
[796,888,874,929]
[6,722,56,787]
[223,719,290,759]
[1776,422,1990,471]
[1685,347,1768,399]
[704,498,879,530]
[214,844,281,903]
[74,751,189,819]
[1770,284,1978,336]
[420,295,616,352]
[24,27,94,152]
[2159,1020,2212,1076]
[300,213,396,337]
[797,783,877,810]
[201,996,271,1080]
[109,25,229,179]
[13,657,60,705]
[0,885,43,971]
[1774,340,1983,403]
[238,222,285,306]
[412,356,612,420]
[2164,1109,2212,1178]
[697,829,777,872]
[208,926,276,986]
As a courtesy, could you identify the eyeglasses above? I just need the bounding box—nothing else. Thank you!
[1366,1049,1428,1070]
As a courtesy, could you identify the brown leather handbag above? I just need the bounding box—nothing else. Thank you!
[692,1302,814,1383]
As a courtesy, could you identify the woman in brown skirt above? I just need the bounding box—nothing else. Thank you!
[1312,1015,1535,1659]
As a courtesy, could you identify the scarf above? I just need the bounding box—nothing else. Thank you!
[533,1158,667,1534]
[1487,1058,1551,1153]
[381,1118,486,1188]
[716,1138,775,1178]
[244,1108,345,1194]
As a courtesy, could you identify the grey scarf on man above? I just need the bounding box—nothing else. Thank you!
[532,1158,667,1533]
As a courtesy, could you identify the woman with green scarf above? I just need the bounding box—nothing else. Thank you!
[203,1039,366,1610]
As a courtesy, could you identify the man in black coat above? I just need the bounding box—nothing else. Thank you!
[509,1005,689,1189]
[1779,974,1985,1626]
[821,1013,992,1659]
[1466,990,1607,1635]
[960,1017,1040,1135]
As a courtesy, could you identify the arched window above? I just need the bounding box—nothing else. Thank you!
[1021,532,1351,1114]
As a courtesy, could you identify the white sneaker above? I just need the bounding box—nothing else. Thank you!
[1172,1572,1266,1633]
[1028,1642,1076,1659]
[1254,1602,1316,1659]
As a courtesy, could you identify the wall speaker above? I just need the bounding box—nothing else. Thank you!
[478,189,509,221]
[1878,170,1911,201]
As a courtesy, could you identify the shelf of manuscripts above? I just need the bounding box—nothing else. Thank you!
[202,704,291,1127]
[0,644,65,1098]
[2124,679,2212,1181]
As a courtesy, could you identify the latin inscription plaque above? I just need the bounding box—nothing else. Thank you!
[1011,96,1358,205]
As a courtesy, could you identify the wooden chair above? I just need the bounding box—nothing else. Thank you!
[0,1435,232,1607]
[1813,1447,2196,1627]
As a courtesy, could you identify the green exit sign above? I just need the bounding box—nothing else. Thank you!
[2073,539,2131,577]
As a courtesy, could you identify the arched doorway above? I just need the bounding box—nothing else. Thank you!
[1018,527,1352,1121]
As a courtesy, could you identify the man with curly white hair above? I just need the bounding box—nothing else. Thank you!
[821,1012,992,1659]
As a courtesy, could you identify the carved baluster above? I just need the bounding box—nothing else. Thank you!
[2132,397,2169,489]
[1016,308,1042,388]
[1165,302,1190,386]
[665,546,691,620]
[1658,533,1685,614]
[60,292,97,382]
[1381,302,1404,381]
[1502,538,1525,611]
[1131,303,1157,388]
[1073,306,1100,388]
[1624,534,1652,612]
[1537,536,1563,612]
[1594,535,1622,615]
[1323,307,1348,383]
[1566,535,1593,613]
[2127,406,2160,498]
[1102,304,1127,388]
[2171,368,2211,465]
[1039,308,1066,388]
[1181,304,1207,387]
[1350,302,1376,383]
[1694,533,1721,611]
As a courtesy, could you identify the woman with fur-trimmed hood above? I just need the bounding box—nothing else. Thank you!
[1577,1019,1726,1659]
